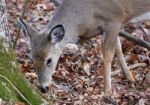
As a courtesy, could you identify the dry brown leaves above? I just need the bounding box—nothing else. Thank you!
[6,0,150,104]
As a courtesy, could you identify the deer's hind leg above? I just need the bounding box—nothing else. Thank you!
[115,37,134,81]
[103,21,122,95]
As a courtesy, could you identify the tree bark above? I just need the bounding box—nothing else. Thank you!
[0,0,47,105]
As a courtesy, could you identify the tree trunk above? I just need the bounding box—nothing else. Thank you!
[0,0,47,105]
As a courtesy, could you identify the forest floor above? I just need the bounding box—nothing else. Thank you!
[6,0,150,104]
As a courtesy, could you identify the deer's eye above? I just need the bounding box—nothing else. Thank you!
[47,58,52,66]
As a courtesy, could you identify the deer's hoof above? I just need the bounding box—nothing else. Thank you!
[104,89,112,96]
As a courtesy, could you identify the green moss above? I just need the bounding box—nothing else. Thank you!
[0,39,47,105]
[0,78,18,103]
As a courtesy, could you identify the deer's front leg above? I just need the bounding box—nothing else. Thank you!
[116,37,134,81]
[103,22,121,95]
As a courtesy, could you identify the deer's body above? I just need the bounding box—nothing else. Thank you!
[20,0,150,94]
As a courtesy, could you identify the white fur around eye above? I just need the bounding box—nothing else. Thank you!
[47,63,52,67]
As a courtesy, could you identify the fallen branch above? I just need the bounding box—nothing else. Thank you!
[119,31,150,50]
[93,30,150,50]
[112,63,148,76]
[128,62,147,70]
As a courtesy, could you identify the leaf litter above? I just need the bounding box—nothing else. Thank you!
[6,0,150,104]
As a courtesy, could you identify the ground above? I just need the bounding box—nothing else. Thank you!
[5,0,150,104]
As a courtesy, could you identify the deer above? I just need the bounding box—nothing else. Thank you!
[19,0,150,95]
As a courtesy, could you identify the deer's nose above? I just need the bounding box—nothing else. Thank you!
[39,86,49,93]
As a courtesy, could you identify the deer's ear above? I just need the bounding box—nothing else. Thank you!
[48,25,65,43]
[18,18,38,39]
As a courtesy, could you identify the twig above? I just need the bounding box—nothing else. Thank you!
[138,24,150,42]
[128,63,147,70]
[0,73,32,105]
[112,63,148,76]
[13,0,29,49]
[112,70,121,76]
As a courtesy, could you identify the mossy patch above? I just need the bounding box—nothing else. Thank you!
[0,39,46,105]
